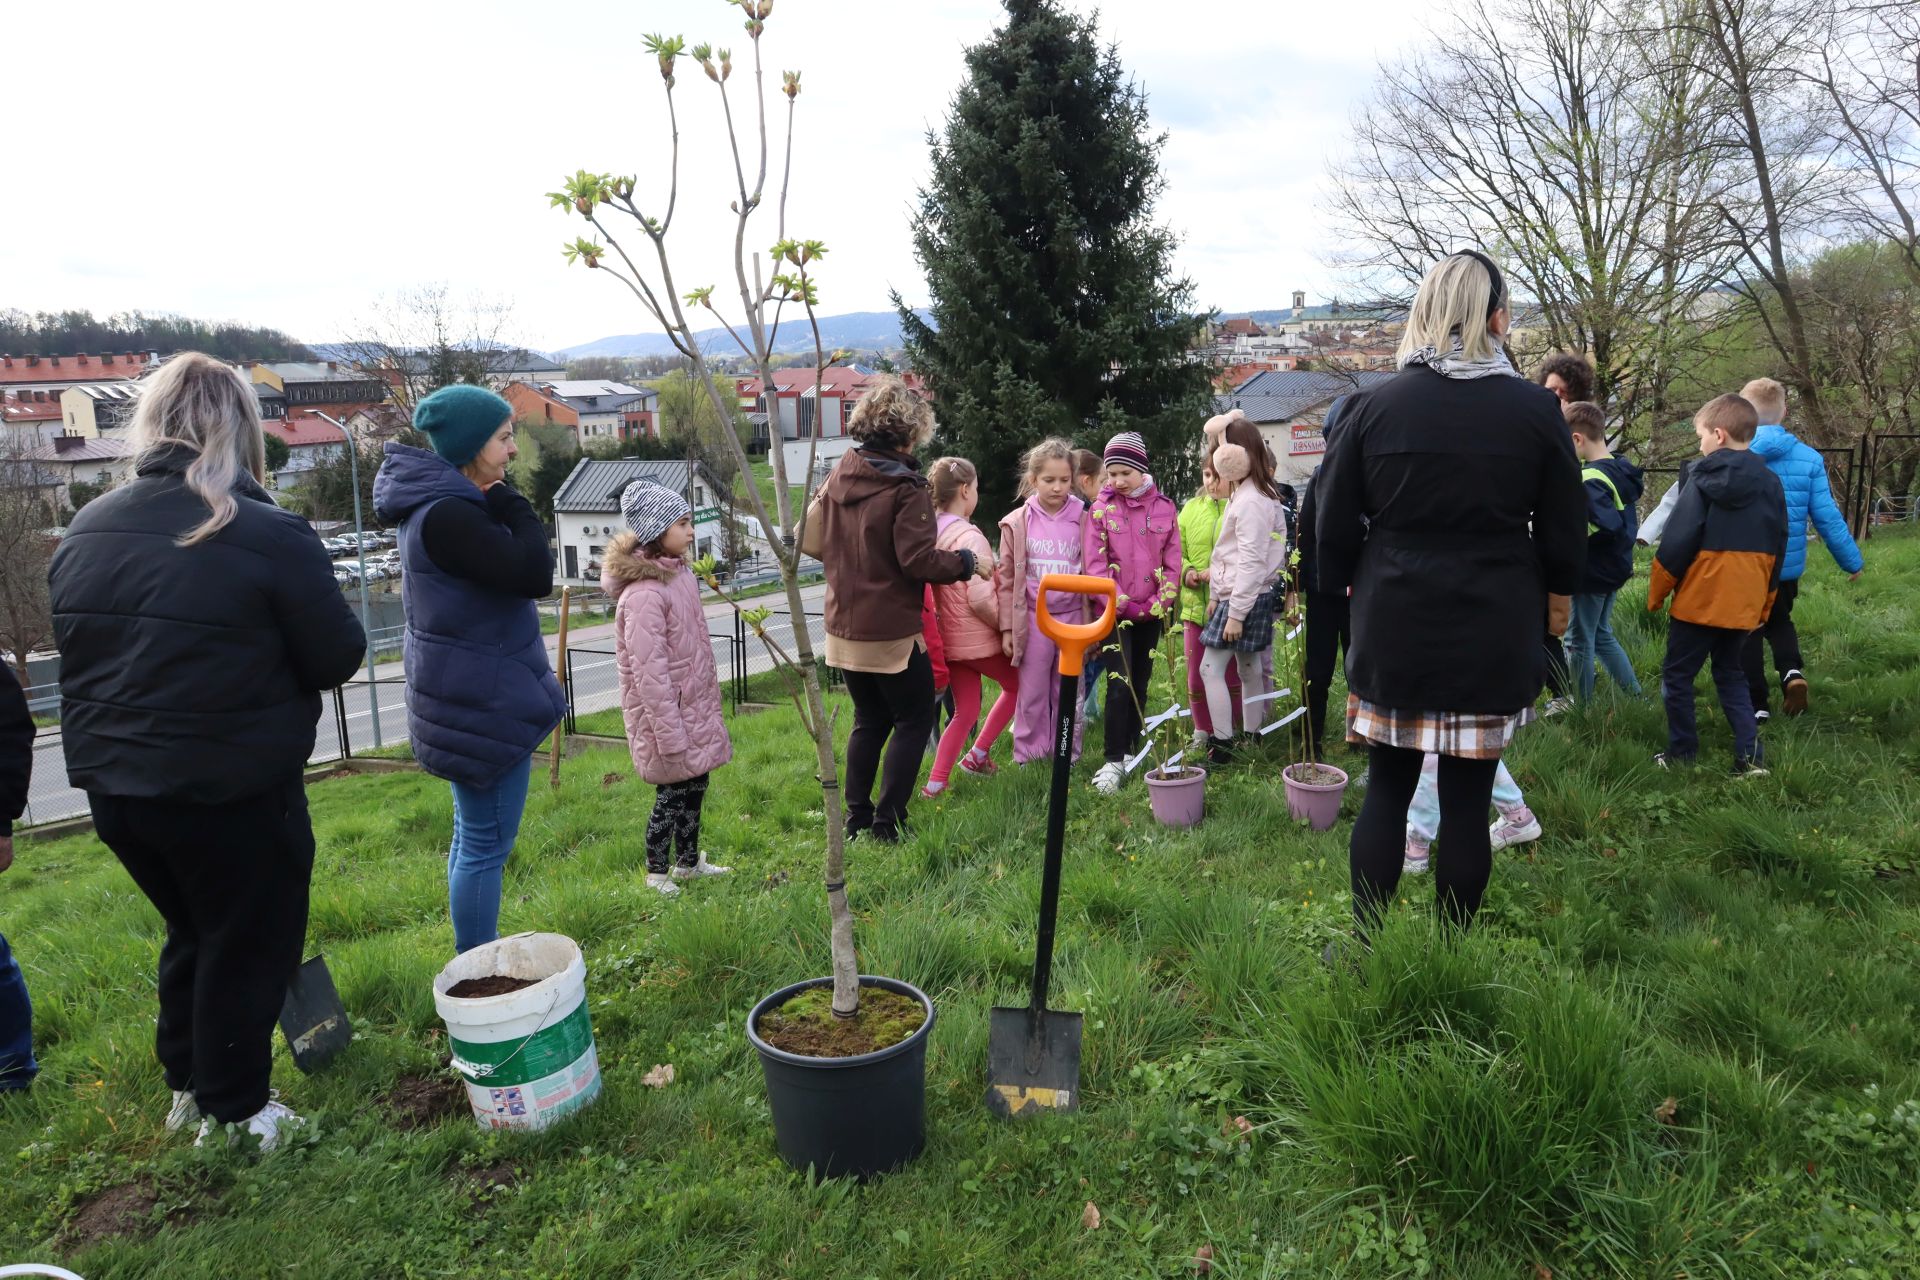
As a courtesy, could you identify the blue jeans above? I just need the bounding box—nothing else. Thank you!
[448,754,533,955]
[1568,590,1642,701]
[1407,754,1525,844]
[0,931,37,1090]
[1663,620,1760,766]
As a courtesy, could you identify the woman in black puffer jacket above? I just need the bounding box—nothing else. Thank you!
[49,352,365,1149]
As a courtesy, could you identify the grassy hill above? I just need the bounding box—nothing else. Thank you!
[2,530,1917,1278]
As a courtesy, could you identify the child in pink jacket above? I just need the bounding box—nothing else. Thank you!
[1086,431,1182,794]
[995,438,1089,764]
[605,480,733,896]
[921,457,1017,795]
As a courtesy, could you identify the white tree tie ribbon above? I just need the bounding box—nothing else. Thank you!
[1119,689,1302,775]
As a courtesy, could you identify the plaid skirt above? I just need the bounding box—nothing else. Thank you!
[1200,588,1277,653]
[1346,694,1534,761]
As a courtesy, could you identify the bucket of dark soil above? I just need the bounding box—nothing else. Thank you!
[745,975,935,1180]
[431,932,602,1132]
[1282,761,1349,832]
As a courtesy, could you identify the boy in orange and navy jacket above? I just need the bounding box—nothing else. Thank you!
[1647,394,1788,775]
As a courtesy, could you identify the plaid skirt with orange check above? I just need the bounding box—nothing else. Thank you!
[1345,695,1533,761]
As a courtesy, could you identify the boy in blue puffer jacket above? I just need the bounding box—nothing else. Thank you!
[1738,379,1864,719]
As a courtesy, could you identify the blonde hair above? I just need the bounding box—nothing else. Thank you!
[1397,253,1510,365]
[1739,377,1787,425]
[128,353,268,547]
[847,374,935,452]
[1017,437,1076,498]
[926,455,977,507]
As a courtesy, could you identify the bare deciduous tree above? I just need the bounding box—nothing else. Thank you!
[0,443,62,682]
[336,284,526,413]
[1807,3,1920,283]
[1328,0,1734,435]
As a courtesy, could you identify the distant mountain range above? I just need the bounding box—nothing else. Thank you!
[556,310,932,359]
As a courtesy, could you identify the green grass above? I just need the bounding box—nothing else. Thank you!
[5,531,1920,1277]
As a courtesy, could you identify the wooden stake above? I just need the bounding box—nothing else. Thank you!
[549,586,572,790]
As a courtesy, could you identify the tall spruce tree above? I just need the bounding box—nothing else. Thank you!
[895,0,1213,519]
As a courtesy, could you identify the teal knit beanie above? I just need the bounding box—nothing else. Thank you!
[414,384,513,466]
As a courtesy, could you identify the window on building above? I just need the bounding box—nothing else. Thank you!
[694,485,707,506]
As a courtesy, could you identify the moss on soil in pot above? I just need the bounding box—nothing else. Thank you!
[756,987,927,1057]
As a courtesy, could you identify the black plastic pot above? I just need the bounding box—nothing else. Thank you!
[745,974,935,1180]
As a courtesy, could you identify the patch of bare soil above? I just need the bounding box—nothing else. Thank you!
[381,1073,467,1130]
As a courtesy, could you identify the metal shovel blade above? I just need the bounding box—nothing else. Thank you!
[985,1005,1082,1117]
[279,954,352,1074]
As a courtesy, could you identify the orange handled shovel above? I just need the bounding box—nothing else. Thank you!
[986,573,1117,1117]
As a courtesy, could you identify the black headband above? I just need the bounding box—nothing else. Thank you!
[1452,248,1507,317]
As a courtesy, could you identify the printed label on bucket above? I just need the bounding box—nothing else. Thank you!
[463,1044,603,1131]
[449,1000,594,1089]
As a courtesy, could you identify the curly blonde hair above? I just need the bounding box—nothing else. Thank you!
[847,374,935,451]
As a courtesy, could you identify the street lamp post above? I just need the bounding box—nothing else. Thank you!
[312,411,381,747]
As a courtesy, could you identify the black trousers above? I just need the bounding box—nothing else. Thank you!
[1348,744,1498,935]
[646,773,710,874]
[1102,617,1162,763]
[1303,590,1351,757]
[1741,577,1802,712]
[1541,631,1570,699]
[91,780,314,1124]
[842,646,937,840]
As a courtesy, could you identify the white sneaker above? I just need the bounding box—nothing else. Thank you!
[647,872,682,895]
[1189,729,1210,751]
[1403,837,1431,875]
[165,1090,201,1134]
[1542,696,1574,718]
[196,1096,303,1153]
[1091,762,1125,794]
[1489,811,1543,852]
[671,853,732,880]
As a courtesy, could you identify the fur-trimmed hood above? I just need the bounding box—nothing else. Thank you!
[601,532,683,592]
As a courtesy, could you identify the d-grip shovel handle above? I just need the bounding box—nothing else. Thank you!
[1035,574,1118,675]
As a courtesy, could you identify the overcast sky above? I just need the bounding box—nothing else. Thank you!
[6,0,1427,354]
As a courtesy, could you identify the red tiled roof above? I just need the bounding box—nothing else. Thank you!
[0,353,153,385]
[1,391,62,423]
[1220,318,1260,336]
[269,412,358,448]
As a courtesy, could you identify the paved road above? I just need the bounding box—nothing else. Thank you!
[19,580,834,830]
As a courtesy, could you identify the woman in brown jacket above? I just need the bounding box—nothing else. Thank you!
[815,376,988,842]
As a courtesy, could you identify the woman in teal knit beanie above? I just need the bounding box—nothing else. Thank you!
[372,383,565,956]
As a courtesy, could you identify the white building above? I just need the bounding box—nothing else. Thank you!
[550,457,733,584]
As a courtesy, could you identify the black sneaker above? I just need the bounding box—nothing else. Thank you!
[1207,738,1238,767]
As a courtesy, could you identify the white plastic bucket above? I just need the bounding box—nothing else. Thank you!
[431,932,602,1132]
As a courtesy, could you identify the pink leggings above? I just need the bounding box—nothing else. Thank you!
[930,653,1021,784]
[1184,621,1241,735]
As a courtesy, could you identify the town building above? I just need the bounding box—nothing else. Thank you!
[0,352,155,394]
[1213,369,1397,487]
[531,380,658,444]
[737,365,917,480]
[2,389,66,446]
[244,360,389,409]
[6,435,135,509]
[550,457,733,583]
[57,383,143,438]
[502,380,584,441]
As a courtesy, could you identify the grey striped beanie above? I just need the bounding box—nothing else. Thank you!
[619,479,691,545]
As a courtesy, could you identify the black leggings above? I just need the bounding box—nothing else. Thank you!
[1102,617,1162,763]
[1349,743,1499,935]
[646,773,710,874]
[842,646,937,840]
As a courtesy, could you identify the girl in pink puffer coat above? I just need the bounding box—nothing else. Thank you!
[922,457,1018,796]
[605,480,734,896]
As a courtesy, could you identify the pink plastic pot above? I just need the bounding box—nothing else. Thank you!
[1282,762,1349,832]
[1144,765,1207,828]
